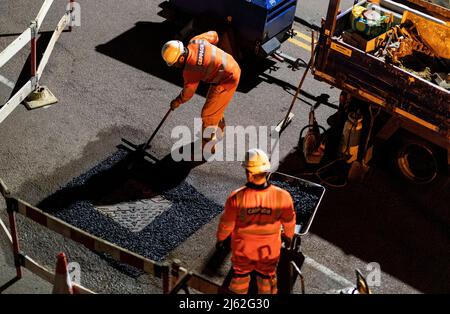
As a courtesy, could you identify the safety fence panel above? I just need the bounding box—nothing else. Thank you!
[0,29,32,69]
[0,0,74,124]
[0,178,228,294]
[0,208,94,294]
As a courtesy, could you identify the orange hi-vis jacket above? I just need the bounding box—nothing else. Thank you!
[217,183,296,261]
[174,31,241,105]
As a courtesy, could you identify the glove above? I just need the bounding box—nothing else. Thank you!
[170,99,181,110]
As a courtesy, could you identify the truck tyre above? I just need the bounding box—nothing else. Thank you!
[395,138,440,184]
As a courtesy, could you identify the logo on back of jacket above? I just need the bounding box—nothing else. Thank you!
[247,208,272,215]
[197,43,205,66]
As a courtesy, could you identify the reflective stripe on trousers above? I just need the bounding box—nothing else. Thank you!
[229,273,278,294]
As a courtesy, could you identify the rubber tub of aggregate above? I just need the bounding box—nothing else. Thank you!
[269,172,326,235]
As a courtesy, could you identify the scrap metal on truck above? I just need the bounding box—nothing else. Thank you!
[312,0,449,183]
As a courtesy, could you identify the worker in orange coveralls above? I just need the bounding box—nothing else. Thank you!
[161,31,241,148]
[216,148,296,294]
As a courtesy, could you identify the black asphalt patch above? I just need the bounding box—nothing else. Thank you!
[38,148,223,269]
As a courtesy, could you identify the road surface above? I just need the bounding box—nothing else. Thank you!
[1,0,448,294]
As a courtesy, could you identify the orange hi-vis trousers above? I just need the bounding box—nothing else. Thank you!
[230,252,279,294]
[201,76,240,128]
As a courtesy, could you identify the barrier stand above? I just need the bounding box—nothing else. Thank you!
[24,0,67,109]
[0,0,74,122]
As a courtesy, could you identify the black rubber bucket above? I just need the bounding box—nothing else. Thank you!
[269,172,326,235]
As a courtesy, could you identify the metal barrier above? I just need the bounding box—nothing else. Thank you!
[0,0,75,124]
[0,178,229,294]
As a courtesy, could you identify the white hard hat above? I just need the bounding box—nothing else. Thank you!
[242,148,271,174]
[161,40,184,66]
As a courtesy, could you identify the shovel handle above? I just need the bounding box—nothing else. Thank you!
[143,108,173,150]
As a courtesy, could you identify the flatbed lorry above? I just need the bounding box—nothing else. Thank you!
[313,0,449,183]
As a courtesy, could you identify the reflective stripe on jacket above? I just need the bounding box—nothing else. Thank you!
[175,31,241,104]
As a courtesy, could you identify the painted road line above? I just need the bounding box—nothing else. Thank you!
[304,256,354,287]
[295,30,312,43]
[288,37,311,52]
[0,74,15,89]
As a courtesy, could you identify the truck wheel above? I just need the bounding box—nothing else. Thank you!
[396,139,439,184]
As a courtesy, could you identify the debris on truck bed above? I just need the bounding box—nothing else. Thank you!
[341,2,450,90]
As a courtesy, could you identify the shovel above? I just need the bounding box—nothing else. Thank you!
[122,108,173,169]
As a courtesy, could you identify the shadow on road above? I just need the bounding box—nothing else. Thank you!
[277,139,450,293]
[95,21,278,95]
[95,20,339,112]
[38,140,205,210]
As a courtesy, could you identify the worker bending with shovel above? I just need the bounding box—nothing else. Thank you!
[216,149,296,294]
[161,31,241,152]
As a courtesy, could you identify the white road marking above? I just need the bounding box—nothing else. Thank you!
[304,256,354,287]
[0,74,15,89]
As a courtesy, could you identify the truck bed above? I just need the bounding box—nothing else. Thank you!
[313,0,449,140]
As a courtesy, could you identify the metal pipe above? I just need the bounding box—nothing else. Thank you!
[291,261,305,294]
[379,0,446,24]
[31,37,37,78]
